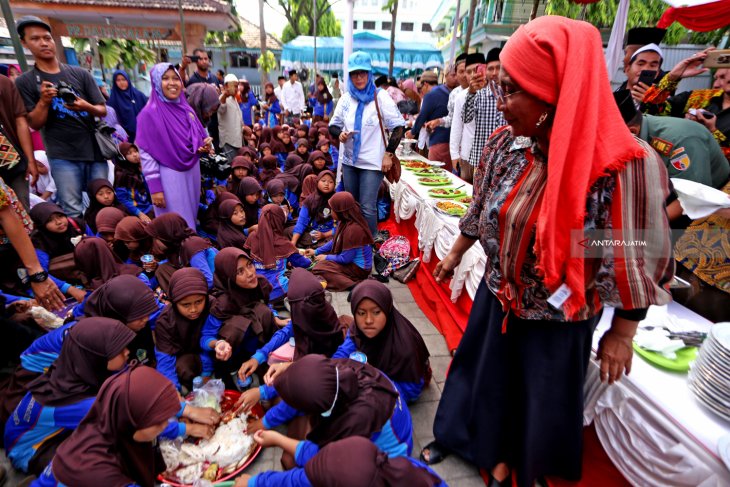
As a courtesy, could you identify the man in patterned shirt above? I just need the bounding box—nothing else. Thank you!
[462,48,506,172]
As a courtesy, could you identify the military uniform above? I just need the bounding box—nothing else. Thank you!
[640,114,730,189]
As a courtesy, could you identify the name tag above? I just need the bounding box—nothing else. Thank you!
[547,283,573,309]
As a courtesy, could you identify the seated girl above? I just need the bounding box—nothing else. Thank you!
[259,142,273,159]
[228,156,256,194]
[291,171,335,249]
[216,199,248,249]
[307,151,329,176]
[245,205,311,305]
[259,155,281,188]
[294,138,310,160]
[114,143,154,222]
[200,191,240,238]
[37,366,221,487]
[29,202,90,303]
[113,216,152,264]
[238,434,445,487]
[265,179,295,220]
[155,268,212,391]
[271,127,295,169]
[202,248,283,385]
[235,177,264,236]
[94,206,126,244]
[145,213,218,292]
[315,138,334,170]
[83,179,130,235]
[309,192,373,291]
[73,237,147,292]
[276,154,312,207]
[263,355,413,469]
[335,280,431,403]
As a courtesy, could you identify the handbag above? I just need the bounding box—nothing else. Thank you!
[393,257,420,284]
[373,90,402,184]
[94,119,120,160]
[0,122,22,170]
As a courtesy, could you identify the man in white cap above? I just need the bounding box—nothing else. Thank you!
[218,73,243,162]
[625,43,664,105]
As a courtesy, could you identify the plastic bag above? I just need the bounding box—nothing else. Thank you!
[190,379,225,412]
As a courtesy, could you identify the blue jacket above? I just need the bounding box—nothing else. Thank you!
[411,85,451,146]
[240,91,259,127]
[292,205,335,237]
[254,253,311,302]
[314,239,372,270]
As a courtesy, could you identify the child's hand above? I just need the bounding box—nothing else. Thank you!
[253,429,284,448]
[214,340,232,361]
[303,249,315,258]
[314,254,326,263]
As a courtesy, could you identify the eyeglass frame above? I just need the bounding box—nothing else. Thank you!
[489,79,523,104]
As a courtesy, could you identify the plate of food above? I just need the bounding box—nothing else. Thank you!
[159,391,263,486]
[434,200,468,217]
[456,195,473,205]
[418,177,451,186]
[428,187,467,199]
[413,167,447,177]
[403,160,432,171]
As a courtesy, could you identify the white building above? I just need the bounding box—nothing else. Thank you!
[331,0,439,44]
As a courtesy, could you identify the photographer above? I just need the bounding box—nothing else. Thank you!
[15,16,108,218]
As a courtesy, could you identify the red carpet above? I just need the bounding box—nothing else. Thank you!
[382,214,630,487]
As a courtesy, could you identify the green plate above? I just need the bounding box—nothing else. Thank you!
[632,342,698,372]
[428,188,467,199]
[418,177,451,186]
[413,168,447,177]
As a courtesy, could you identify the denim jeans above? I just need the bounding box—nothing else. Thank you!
[342,163,383,235]
[48,159,108,217]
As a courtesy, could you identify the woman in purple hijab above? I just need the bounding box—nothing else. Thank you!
[135,63,211,228]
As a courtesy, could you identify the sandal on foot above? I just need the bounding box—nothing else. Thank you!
[420,441,450,465]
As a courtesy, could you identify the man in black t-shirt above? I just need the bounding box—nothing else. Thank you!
[180,48,221,150]
[15,16,108,217]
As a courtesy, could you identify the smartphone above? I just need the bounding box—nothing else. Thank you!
[187,54,200,63]
[476,64,486,78]
[704,49,730,69]
[700,109,715,120]
[638,70,657,87]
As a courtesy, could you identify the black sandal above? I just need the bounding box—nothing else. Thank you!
[420,440,450,465]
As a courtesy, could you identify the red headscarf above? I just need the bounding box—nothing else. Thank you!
[500,16,645,317]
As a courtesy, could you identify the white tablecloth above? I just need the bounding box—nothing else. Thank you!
[586,304,730,486]
[392,152,485,301]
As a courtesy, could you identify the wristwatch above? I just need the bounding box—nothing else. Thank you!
[28,270,49,283]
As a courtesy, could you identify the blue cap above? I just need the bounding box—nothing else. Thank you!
[348,51,372,73]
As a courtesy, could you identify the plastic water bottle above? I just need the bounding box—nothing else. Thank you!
[310,230,319,244]
[233,372,252,391]
[349,351,368,364]
[192,376,203,391]
[289,337,296,347]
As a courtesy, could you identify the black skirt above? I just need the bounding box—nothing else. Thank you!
[433,281,600,487]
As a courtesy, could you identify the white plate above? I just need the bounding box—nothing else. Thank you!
[432,200,469,218]
[718,434,730,471]
[710,323,730,352]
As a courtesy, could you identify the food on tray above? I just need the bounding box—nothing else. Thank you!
[457,195,473,204]
[417,177,450,186]
[427,188,466,198]
[436,201,467,217]
[403,160,431,170]
[413,167,446,176]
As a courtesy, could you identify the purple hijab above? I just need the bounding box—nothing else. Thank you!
[135,63,207,171]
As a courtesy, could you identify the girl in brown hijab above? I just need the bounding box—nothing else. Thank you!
[155,268,212,391]
[299,173,319,200]
[315,137,334,168]
[228,155,256,194]
[200,190,240,237]
[291,170,336,248]
[114,216,153,265]
[275,154,313,205]
[332,280,431,403]
[73,236,145,291]
[265,179,294,223]
[308,192,374,291]
[216,199,247,249]
[237,435,444,487]
[259,155,281,187]
[95,206,126,243]
[235,176,264,234]
[145,212,218,292]
[49,366,183,487]
[307,150,329,175]
[245,204,311,304]
[4,317,136,475]
[203,248,282,387]
[83,178,130,234]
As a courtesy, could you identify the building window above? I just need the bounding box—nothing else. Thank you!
[401,22,414,31]
[382,21,392,30]
[363,21,376,30]
[353,20,358,29]
[421,23,432,32]
[230,52,257,68]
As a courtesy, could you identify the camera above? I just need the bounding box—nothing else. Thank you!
[55,81,77,104]
[199,152,231,180]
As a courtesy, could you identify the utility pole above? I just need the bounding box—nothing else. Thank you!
[178,0,187,55]
[0,0,29,70]
[313,0,318,80]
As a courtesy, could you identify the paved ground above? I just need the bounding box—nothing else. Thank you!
[1,279,483,486]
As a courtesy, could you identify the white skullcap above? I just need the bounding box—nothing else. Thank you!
[630,43,664,63]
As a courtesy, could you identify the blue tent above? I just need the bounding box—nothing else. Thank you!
[281,32,443,74]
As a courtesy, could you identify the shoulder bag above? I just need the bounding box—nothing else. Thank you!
[373,90,401,184]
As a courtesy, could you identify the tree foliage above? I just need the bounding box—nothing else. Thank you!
[545,0,729,46]
[71,38,157,71]
[383,0,399,76]
[277,0,342,43]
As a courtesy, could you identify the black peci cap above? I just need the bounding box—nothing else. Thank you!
[465,52,486,67]
[455,52,468,64]
[626,27,666,47]
[486,47,502,64]
[374,74,389,87]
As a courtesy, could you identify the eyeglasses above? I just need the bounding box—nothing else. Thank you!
[489,79,523,105]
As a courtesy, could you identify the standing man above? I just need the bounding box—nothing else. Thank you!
[0,73,38,210]
[462,48,506,176]
[274,75,286,100]
[218,74,243,162]
[180,49,220,87]
[281,70,306,125]
[15,16,108,218]
[449,53,481,183]
[430,54,468,133]
[330,72,341,108]
[407,71,452,165]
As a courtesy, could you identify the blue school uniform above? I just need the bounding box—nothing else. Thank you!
[115,184,152,218]
[240,92,258,127]
[265,99,281,127]
[199,314,262,374]
[313,99,333,118]
[188,247,218,290]
[313,239,373,271]
[254,253,311,302]
[154,306,212,389]
[291,206,335,239]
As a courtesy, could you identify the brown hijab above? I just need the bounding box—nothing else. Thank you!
[95,207,127,234]
[114,216,153,260]
[300,174,319,200]
[329,192,374,253]
[304,436,442,487]
[74,237,142,290]
[84,179,128,234]
[307,150,329,174]
[84,274,160,323]
[216,199,247,249]
[29,202,86,258]
[155,268,209,356]
[244,204,297,268]
[287,268,345,359]
[28,317,136,407]
[202,191,240,235]
[274,355,398,446]
[302,170,335,224]
[52,365,181,487]
[144,212,208,266]
[350,280,430,383]
[259,155,280,187]
[235,177,263,229]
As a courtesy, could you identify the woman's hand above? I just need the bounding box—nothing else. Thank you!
[238,357,259,380]
[138,213,152,224]
[246,417,264,434]
[31,280,65,311]
[234,387,261,413]
[215,340,233,361]
[339,131,351,143]
[433,251,463,283]
[597,329,635,384]
[185,422,216,439]
[381,153,393,173]
[253,429,285,448]
[198,137,214,154]
[151,192,166,209]
[183,405,221,425]
[67,286,86,303]
[263,362,292,386]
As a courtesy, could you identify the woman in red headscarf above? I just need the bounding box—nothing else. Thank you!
[421,16,674,487]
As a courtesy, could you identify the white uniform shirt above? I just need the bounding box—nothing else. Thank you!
[449,90,475,161]
[281,80,306,114]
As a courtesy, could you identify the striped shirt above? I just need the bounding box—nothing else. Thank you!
[459,127,673,322]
